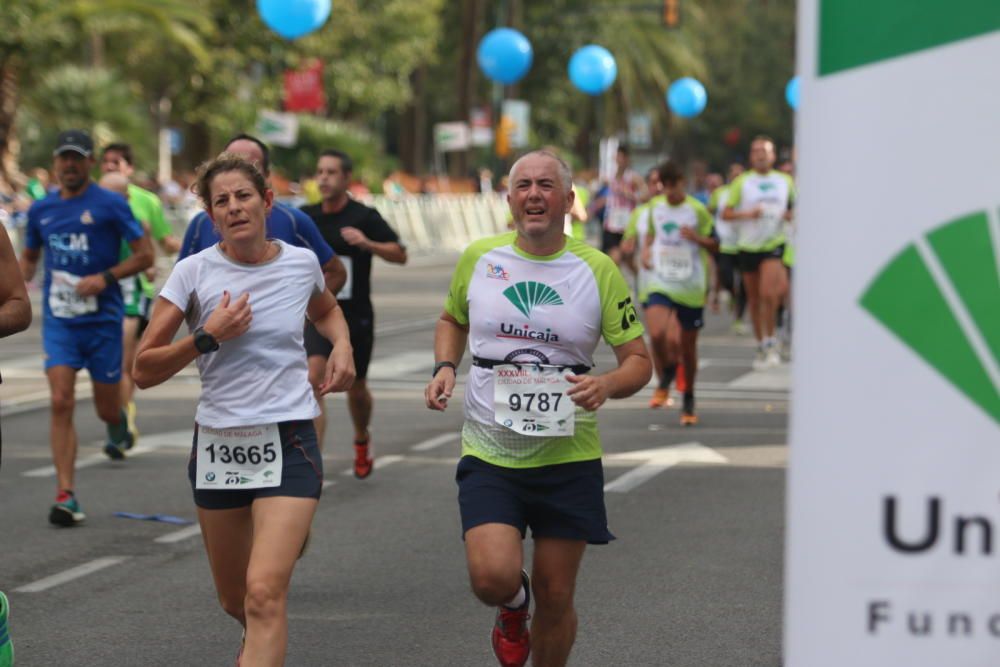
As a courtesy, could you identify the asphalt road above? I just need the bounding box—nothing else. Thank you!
[0,253,789,666]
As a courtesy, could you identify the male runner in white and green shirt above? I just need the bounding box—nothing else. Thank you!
[722,136,795,369]
[640,162,717,425]
[425,150,651,667]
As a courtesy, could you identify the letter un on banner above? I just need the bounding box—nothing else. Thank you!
[785,2,1000,666]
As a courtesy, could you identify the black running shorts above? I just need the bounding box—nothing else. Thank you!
[304,312,375,380]
[738,244,785,273]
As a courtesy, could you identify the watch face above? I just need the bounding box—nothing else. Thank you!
[195,330,217,353]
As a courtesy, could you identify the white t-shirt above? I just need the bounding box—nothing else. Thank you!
[160,240,325,428]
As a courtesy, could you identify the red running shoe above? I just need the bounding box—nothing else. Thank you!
[491,571,531,667]
[353,440,373,479]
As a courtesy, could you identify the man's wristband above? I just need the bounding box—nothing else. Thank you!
[432,361,457,377]
[101,270,117,286]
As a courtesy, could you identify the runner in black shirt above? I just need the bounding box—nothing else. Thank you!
[301,150,407,478]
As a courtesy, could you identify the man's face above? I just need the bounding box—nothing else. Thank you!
[616,150,629,170]
[749,140,775,172]
[646,170,662,196]
[315,156,349,200]
[225,139,267,177]
[507,154,572,238]
[54,152,93,192]
[100,150,132,177]
[663,178,686,202]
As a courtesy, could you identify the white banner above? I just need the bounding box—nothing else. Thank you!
[255,110,299,148]
[434,122,471,152]
[786,3,1000,666]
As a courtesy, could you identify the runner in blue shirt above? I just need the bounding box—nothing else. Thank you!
[178,135,347,294]
[19,129,153,526]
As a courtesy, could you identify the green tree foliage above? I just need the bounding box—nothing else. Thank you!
[18,66,154,168]
[5,0,795,185]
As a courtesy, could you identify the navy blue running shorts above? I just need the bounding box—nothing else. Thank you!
[188,420,323,510]
[456,455,615,545]
[646,292,705,331]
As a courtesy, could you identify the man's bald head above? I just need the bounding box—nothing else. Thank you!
[509,150,573,191]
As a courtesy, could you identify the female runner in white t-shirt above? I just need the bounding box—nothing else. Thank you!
[134,154,355,666]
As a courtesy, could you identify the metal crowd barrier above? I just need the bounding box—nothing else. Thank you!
[364,194,511,252]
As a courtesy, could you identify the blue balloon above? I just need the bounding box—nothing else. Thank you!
[667,77,707,118]
[568,45,617,95]
[477,28,533,85]
[257,0,331,40]
[785,76,800,110]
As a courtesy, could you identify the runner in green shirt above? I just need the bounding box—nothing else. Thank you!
[641,162,717,425]
[425,150,651,667]
[100,143,181,442]
[722,136,795,369]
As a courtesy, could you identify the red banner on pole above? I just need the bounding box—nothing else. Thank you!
[284,60,325,113]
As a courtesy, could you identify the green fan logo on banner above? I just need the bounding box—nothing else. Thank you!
[860,211,1000,425]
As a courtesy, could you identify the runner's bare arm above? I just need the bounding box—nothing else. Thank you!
[721,205,762,221]
[307,289,355,394]
[0,226,31,337]
[321,256,347,295]
[19,247,40,282]
[425,313,468,411]
[77,235,154,296]
[641,229,655,270]
[134,291,252,389]
[339,227,408,264]
[566,337,651,410]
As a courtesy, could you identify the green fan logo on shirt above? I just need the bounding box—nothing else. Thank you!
[503,281,564,318]
[860,210,1000,426]
[661,222,679,235]
[758,182,775,192]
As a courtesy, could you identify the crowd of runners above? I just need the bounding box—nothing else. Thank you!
[0,129,794,667]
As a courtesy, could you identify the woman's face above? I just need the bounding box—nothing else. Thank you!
[208,170,272,244]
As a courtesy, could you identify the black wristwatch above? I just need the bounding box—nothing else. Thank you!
[193,327,220,354]
[432,361,457,377]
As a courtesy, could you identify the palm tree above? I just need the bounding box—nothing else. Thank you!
[0,0,213,183]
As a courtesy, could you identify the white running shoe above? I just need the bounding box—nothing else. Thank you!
[765,346,782,368]
[752,348,769,370]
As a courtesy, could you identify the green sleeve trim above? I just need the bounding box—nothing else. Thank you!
[569,239,645,347]
[707,187,721,211]
[726,174,747,208]
[622,204,645,241]
[444,232,515,325]
[690,197,714,235]
[781,172,797,204]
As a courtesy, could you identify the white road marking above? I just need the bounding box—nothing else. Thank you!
[726,365,791,391]
[154,525,202,544]
[22,429,193,478]
[603,443,728,493]
[15,557,129,593]
[367,351,432,379]
[411,432,461,452]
